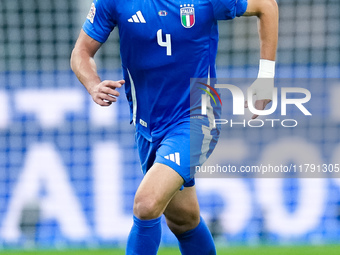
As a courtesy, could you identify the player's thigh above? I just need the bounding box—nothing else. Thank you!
[133,162,184,220]
[163,186,200,235]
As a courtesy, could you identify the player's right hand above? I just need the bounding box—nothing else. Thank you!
[89,80,125,106]
[245,78,274,119]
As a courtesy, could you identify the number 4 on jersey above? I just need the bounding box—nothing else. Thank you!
[157,29,172,56]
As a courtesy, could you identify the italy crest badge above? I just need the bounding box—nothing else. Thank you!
[180,4,195,28]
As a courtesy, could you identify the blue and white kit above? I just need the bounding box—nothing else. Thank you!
[83,0,248,186]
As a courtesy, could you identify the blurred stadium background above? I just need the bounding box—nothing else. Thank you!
[0,0,340,253]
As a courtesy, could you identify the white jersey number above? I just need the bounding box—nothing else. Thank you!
[157,29,172,56]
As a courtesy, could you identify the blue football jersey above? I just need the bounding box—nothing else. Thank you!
[83,0,248,141]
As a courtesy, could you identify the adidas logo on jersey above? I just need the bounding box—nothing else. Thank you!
[128,11,146,23]
[164,153,180,166]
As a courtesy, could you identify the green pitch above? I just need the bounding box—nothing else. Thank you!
[1,246,340,255]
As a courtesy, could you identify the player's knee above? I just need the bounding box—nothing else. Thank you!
[166,209,200,235]
[133,196,162,220]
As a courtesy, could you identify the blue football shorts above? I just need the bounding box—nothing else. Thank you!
[135,117,220,187]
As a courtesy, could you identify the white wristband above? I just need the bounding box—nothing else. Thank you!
[257,59,275,78]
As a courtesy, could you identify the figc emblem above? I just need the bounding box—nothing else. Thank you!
[180,4,195,28]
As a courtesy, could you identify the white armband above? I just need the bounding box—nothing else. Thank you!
[249,59,276,100]
[257,59,275,78]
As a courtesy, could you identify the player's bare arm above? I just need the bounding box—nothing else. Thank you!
[244,0,278,61]
[243,0,279,118]
[70,30,125,107]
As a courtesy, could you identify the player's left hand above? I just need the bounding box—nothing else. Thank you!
[244,78,274,119]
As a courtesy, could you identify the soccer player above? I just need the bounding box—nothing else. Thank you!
[71,0,278,254]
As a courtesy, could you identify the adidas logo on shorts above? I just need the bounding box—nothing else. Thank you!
[164,153,180,166]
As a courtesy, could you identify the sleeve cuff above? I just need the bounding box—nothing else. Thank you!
[236,0,248,17]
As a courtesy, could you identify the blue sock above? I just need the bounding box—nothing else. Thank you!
[126,215,162,255]
[176,216,216,255]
